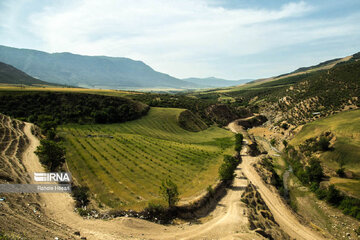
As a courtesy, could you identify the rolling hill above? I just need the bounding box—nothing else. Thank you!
[194,53,360,125]
[0,61,53,86]
[290,110,360,199]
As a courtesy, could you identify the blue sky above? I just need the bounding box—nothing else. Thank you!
[0,0,359,80]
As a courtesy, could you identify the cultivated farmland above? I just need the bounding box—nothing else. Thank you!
[59,107,234,210]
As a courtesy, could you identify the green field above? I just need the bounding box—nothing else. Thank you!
[59,107,234,210]
[290,110,360,197]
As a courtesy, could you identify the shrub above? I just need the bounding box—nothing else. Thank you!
[326,185,343,206]
[318,136,330,151]
[336,167,345,177]
[72,186,90,208]
[144,202,166,216]
[77,208,91,217]
[207,185,215,197]
[296,169,309,185]
[315,188,327,200]
[310,182,319,192]
[281,123,289,130]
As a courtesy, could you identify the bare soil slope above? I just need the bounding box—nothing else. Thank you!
[0,114,72,239]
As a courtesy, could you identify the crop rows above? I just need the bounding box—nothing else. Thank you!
[60,107,234,209]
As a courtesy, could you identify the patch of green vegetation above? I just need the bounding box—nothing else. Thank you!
[177,109,208,132]
[0,91,148,124]
[0,232,27,240]
[60,107,234,210]
[218,155,239,181]
[285,112,360,220]
[218,94,235,103]
[290,110,360,177]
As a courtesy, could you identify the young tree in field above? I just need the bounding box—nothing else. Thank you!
[35,139,65,171]
[160,179,179,207]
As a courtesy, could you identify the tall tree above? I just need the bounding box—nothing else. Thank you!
[35,139,65,171]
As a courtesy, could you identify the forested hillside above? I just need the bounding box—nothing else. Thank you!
[0,92,149,124]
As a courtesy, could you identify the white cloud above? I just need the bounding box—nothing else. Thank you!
[2,0,359,78]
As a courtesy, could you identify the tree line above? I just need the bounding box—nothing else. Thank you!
[0,91,149,124]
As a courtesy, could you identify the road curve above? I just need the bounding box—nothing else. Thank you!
[228,120,327,240]
[240,155,327,240]
[22,122,264,240]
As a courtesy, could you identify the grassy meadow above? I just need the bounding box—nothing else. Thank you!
[59,107,234,210]
[290,110,360,197]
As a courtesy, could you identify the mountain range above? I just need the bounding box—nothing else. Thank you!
[0,45,248,90]
[182,77,251,88]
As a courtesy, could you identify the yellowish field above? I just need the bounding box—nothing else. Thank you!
[0,84,140,98]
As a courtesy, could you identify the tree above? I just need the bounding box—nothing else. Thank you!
[35,139,65,171]
[336,159,346,177]
[318,136,330,151]
[306,158,324,184]
[160,179,179,207]
[219,155,238,180]
[235,133,243,153]
[326,185,343,206]
[336,167,345,177]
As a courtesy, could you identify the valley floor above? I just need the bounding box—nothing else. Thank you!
[14,120,330,240]
[22,122,261,240]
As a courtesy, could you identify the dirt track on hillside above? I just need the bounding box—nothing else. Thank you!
[228,122,327,240]
[22,122,264,240]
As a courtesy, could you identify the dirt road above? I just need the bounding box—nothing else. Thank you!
[228,121,327,240]
[22,123,263,240]
[240,155,326,240]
